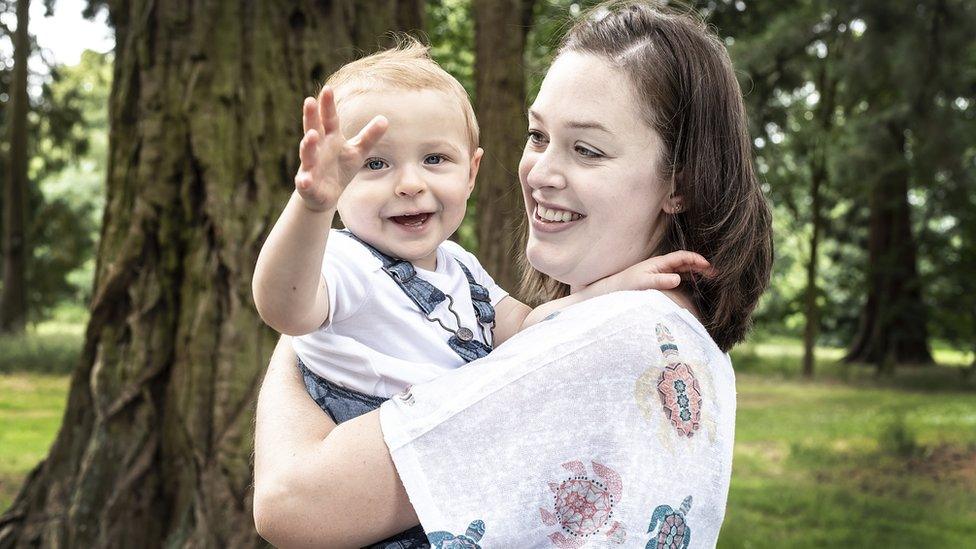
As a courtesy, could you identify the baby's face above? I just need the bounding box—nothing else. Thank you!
[336,89,481,270]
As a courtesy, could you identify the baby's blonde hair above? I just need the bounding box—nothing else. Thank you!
[325,36,479,153]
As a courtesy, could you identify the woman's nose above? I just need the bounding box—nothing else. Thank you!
[524,151,566,190]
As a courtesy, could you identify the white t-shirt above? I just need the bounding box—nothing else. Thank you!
[380,290,735,548]
[293,230,508,398]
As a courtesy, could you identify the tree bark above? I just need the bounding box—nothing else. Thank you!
[0,0,30,334]
[472,0,535,294]
[844,122,933,369]
[0,1,420,547]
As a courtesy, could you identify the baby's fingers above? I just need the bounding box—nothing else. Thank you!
[641,272,682,290]
[348,115,388,156]
[650,251,716,277]
[299,130,319,168]
[302,97,318,133]
[317,86,341,136]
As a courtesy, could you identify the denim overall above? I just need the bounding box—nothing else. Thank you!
[299,233,495,548]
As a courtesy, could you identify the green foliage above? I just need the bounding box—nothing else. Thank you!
[698,0,976,355]
[32,50,112,310]
[1,2,112,323]
[427,0,475,98]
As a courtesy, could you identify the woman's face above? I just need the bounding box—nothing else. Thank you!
[519,52,671,291]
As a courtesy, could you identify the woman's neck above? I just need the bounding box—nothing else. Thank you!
[661,288,702,320]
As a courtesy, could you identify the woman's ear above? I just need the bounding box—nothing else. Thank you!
[467,147,484,193]
[663,194,685,214]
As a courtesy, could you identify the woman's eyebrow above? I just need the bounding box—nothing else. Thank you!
[528,109,609,133]
[567,120,611,132]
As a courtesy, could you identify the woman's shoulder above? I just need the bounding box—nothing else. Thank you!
[536,290,717,348]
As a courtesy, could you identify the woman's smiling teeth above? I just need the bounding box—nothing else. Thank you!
[536,205,583,222]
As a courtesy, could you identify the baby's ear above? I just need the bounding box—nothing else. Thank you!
[467,147,484,191]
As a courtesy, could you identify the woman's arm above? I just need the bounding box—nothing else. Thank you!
[253,335,419,547]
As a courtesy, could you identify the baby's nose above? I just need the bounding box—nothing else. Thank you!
[395,175,427,196]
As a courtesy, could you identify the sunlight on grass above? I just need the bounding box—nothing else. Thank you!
[0,374,70,513]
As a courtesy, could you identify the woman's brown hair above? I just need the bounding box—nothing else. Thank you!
[519,0,773,352]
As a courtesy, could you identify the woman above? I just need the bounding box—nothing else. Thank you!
[254,2,772,547]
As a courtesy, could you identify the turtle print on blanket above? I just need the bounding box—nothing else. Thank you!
[427,519,486,548]
[645,496,693,549]
[539,460,627,547]
[635,323,703,437]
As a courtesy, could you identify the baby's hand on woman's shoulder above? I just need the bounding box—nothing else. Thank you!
[598,251,715,294]
[294,87,388,212]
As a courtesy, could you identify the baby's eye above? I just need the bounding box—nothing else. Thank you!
[364,158,389,171]
[423,154,447,165]
[575,144,603,159]
[527,130,548,147]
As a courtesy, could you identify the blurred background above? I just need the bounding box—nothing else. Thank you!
[0,0,973,547]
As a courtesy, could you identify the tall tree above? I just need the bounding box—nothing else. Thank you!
[473,0,535,293]
[841,0,954,368]
[0,0,30,333]
[0,1,421,546]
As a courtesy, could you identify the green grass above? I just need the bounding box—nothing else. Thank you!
[0,374,70,512]
[0,304,86,375]
[719,342,976,548]
[1,325,974,546]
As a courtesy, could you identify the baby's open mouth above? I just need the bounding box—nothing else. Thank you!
[535,205,583,223]
[390,213,432,227]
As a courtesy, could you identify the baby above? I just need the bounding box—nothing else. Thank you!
[252,39,709,419]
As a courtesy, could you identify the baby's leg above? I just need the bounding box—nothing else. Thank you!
[295,359,428,548]
[297,358,387,423]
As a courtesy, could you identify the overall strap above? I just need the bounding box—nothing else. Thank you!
[340,230,494,362]
[454,260,495,325]
[342,231,446,315]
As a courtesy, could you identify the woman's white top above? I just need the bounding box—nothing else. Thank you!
[380,290,735,548]
[293,230,508,398]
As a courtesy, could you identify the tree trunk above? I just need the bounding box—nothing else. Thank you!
[472,0,535,294]
[802,64,837,379]
[801,156,822,379]
[845,122,933,369]
[0,0,30,334]
[0,1,420,547]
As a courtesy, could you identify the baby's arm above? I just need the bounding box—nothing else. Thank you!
[252,88,387,336]
[492,251,712,344]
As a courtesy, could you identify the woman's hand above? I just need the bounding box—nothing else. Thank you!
[295,87,388,212]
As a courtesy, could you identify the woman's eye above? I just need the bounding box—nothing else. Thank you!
[364,158,388,170]
[527,130,547,147]
[575,145,603,159]
[423,154,447,165]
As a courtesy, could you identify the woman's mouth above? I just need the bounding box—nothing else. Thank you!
[534,205,583,223]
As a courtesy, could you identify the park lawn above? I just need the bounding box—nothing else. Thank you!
[0,374,70,512]
[718,373,976,548]
[1,335,975,546]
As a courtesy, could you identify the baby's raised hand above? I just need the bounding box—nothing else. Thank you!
[295,87,388,212]
[597,251,715,294]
